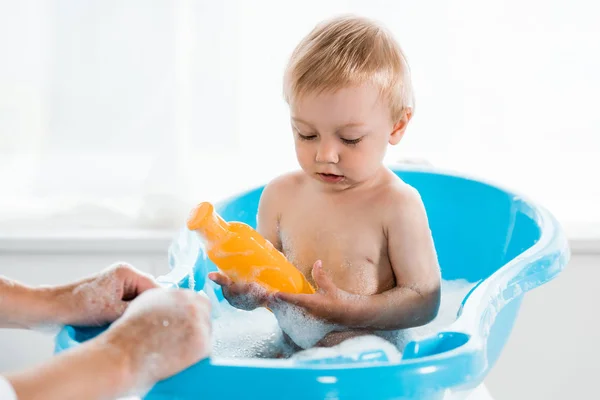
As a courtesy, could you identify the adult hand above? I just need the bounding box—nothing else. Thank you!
[102,288,212,391]
[6,287,212,400]
[57,262,160,326]
[0,262,159,329]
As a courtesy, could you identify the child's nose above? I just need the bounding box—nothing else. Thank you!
[315,141,339,164]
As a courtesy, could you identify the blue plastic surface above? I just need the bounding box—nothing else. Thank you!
[54,166,570,399]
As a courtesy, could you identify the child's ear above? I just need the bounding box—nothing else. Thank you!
[389,108,413,145]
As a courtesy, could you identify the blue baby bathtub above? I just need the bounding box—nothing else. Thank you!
[54,166,570,400]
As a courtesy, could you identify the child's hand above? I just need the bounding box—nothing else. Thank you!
[208,271,272,311]
[274,260,361,326]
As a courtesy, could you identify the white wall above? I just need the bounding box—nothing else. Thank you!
[486,254,600,399]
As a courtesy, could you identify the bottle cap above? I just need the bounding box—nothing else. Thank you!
[187,202,229,242]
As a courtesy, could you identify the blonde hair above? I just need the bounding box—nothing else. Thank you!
[283,15,414,122]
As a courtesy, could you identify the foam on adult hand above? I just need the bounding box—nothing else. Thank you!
[106,289,212,396]
[69,269,124,326]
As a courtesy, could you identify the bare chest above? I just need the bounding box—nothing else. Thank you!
[278,201,394,295]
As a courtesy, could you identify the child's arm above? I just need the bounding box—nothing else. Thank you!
[276,188,441,330]
[255,175,284,251]
[351,188,441,329]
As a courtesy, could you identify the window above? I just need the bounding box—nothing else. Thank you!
[1,0,598,239]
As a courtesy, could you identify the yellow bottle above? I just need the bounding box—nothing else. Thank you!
[187,202,315,295]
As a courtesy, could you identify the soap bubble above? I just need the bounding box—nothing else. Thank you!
[270,301,340,350]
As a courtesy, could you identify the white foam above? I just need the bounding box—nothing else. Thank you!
[111,289,212,396]
[69,267,123,326]
[291,334,402,363]
[212,280,269,313]
[388,279,476,349]
[212,302,288,358]
[269,301,340,349]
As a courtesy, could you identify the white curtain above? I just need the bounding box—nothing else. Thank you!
[1,0,598,234]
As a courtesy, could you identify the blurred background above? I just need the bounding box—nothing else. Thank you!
[0,1,598,399]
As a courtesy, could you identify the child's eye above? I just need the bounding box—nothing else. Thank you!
[292,126,317,141]
[297,133,317,141]
[341,137,362,146]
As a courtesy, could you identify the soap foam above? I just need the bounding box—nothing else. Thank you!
[291,334,403,364]
[218,281,271,312]
[390,278,476,348]
[212,302,289,358]
[69,267,123,326]
[114,288,213,397]
[210,279,477,360]
[270,300,340,350]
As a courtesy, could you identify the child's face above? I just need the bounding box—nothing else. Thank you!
[290,83,409,190]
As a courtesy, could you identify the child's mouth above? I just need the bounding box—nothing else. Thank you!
[317,173,344,183]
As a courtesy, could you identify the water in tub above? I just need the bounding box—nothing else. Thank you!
[166,226,223,315]
[166,226,199,290]
[168,227,476,361]
[209,277,476,361]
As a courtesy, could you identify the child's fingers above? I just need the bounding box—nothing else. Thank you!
[229,281,259,296]
[311,260,336,293]
[264,292,280,308]
[208,271,232,286]
[275,291,305,306]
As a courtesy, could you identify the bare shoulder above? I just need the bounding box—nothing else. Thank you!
[257,171,306,246]
[263,170,305,193]
[378,172,427,223]
[260,170,306,205]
